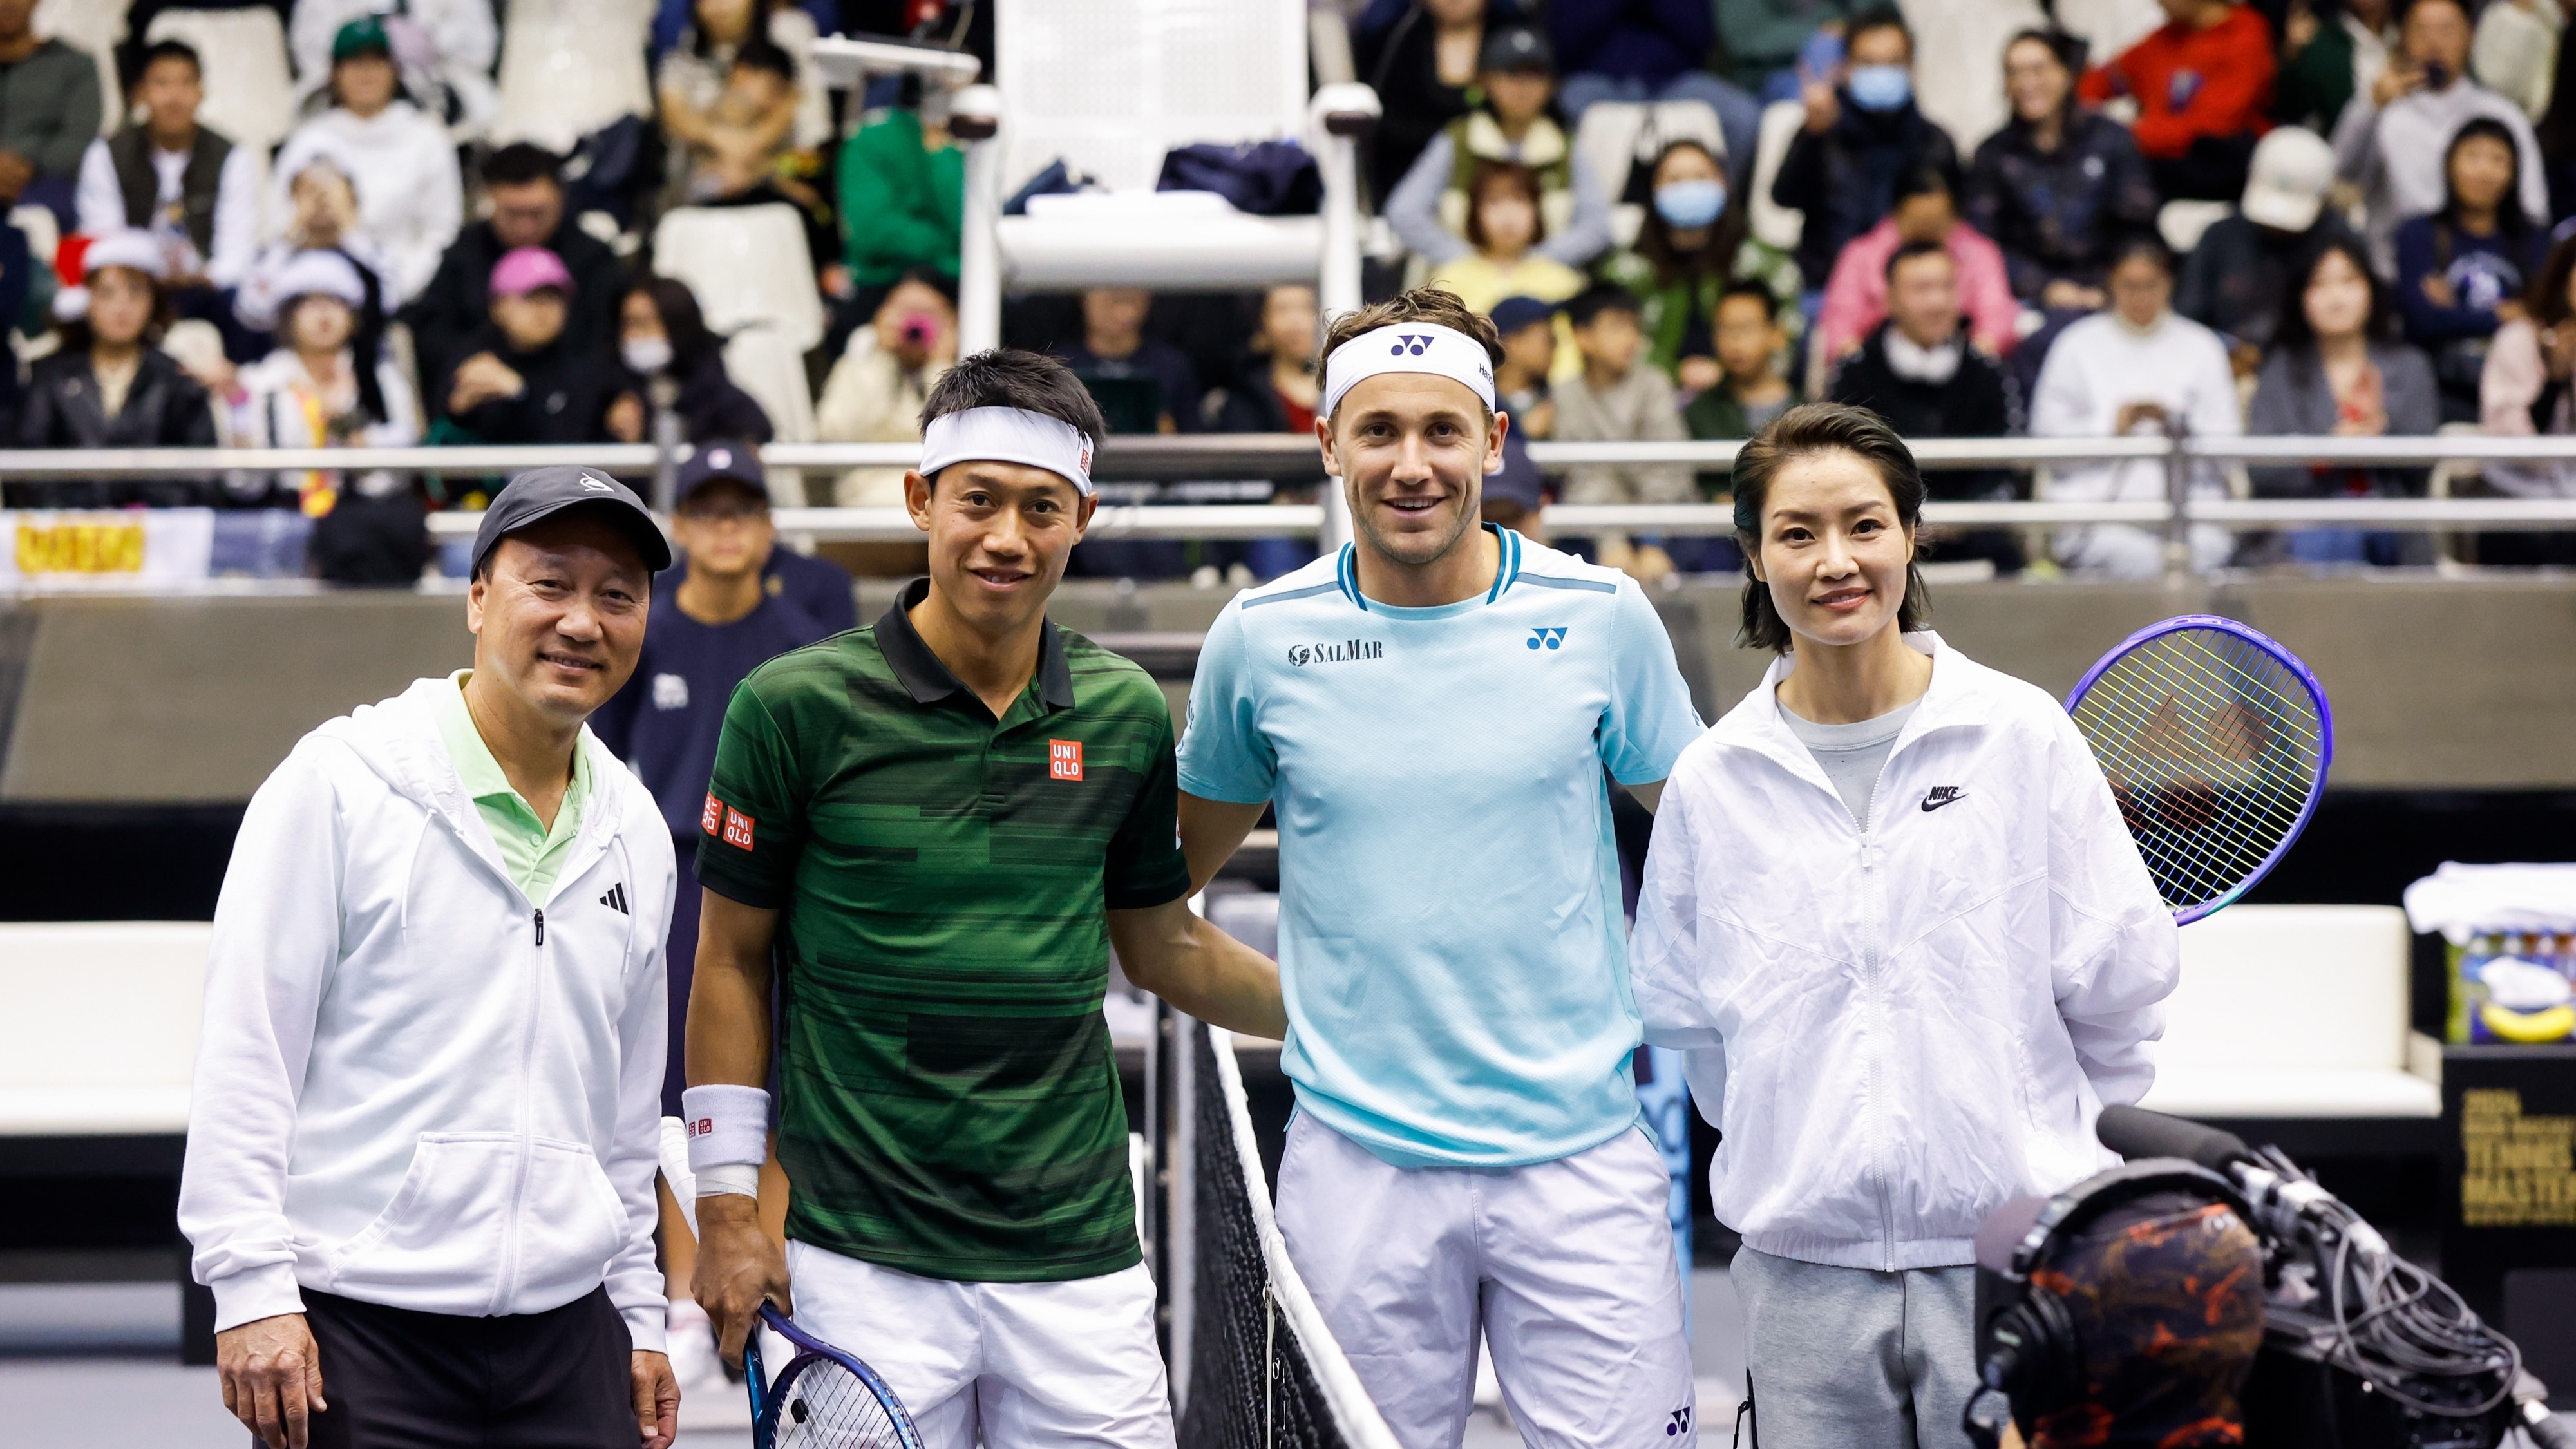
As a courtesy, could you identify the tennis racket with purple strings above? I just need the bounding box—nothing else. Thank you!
[2063,615,2333,924]
[657,1119,925,1449]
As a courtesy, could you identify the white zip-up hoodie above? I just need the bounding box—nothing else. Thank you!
[178,677,675,1350]
[1631,633,2177,1272]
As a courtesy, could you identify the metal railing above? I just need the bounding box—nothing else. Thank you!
[8,435,2576,545]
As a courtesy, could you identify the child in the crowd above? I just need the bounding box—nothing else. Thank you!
[1552,283,1695,580]
[436,246,635,444]
[2394,116,2546,421]
[1426,159,1587,339]
[1685,283,1803,440]
[668,37,800,204]
[1490,294,1560,439]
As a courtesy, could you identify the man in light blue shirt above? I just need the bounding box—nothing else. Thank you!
[1179,288,1705,1448]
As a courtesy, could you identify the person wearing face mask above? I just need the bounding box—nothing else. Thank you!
[1598,138,1803,392]
[1771,7,1963,294]
[2029,236,2240,576]
[2078,0,2278,202]
[1387,25,1616,271]
[1632,401,2174,1449]
[1815,162,2020,366]
[1826,242,2027,574]
[607,274,773,447]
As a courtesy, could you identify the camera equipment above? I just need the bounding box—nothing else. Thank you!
[2093,1106,2569,1449]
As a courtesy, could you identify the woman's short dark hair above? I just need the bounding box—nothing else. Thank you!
[2438,116,2530,239]
[919,348,1109,449]
[1730,401,1931,652]
[2107,233,2175,280]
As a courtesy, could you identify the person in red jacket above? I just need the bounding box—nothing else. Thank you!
[2080,0,2277,202]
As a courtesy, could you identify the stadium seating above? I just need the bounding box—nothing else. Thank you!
[491,0,656,154]
[145,8,298,157]
[2139,904,2441,1121]
[0,922,206,1138]
[1747,100,1806,254]
[652,203,826,354]
[32,0,122,140]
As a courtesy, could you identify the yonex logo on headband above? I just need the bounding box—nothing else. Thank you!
[1323,323,1499,417]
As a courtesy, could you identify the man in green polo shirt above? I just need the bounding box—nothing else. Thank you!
[683,350,1283,1448]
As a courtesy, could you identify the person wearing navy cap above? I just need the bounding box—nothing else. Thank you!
[591,442,835,1396]
[652,442,857,634]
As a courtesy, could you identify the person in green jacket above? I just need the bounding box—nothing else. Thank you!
[1593,138,1803,391]
[835,84,964,297]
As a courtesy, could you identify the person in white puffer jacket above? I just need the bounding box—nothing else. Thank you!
[180,468,682,1449]
[1631,401,2177,1449]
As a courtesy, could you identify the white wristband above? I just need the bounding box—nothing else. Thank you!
[696,1164,761,1199]
[681,1084,771,1171]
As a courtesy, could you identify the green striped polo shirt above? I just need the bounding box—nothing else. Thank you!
[696,578,1189,1282]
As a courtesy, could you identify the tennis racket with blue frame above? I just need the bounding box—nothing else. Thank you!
[2063,615,2334,924]
[657,1117,925,1449]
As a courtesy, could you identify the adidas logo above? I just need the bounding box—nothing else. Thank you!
[600,882,629,914]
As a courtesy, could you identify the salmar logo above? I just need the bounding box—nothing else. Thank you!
[1287,639,1385,667]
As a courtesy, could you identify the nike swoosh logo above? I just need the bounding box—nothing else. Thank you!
[1922,792,1967,812]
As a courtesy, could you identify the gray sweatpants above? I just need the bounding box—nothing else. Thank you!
[1731,1245,1978,1449]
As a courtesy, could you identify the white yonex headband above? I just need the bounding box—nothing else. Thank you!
[1321,322,1498,419]
[917,406,1096,496]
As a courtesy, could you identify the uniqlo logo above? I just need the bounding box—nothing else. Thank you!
[701,793,723,836]
[689,1117,712,1138]
[721,806,756,850]
[1049,739,1084,781]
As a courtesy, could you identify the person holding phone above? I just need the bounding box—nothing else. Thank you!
[2331,0,2546,276]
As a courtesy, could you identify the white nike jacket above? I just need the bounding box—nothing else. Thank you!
[178,677,676,1349]
[1631,633,2177,1271]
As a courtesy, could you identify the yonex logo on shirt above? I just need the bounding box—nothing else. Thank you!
[1528,627,1569,650]
[1050,739,1084,781]
[1288,639,1385,667]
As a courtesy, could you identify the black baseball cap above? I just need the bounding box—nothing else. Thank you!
[470,465,673,577]
[676,441,768,504]
[1480,25,1553,75]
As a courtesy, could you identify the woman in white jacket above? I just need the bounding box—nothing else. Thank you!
[270,17,464,305]
[1630,401,2177,1449]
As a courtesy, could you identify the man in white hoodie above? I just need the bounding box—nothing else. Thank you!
[182,467,682,1449]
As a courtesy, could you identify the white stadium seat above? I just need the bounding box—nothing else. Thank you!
[491,0,655,153]
[1747,99,1807,254]
[34,0,123,138]
[146,8,298,156]
[652,203,824,355]
[2139,904,2441,1121]
[0,922,209,1137]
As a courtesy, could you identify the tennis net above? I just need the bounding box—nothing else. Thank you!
[1173,1021,1399,1449]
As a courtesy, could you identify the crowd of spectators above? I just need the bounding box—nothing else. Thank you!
[10,0,2576,581]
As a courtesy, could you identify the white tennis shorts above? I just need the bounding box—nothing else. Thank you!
[1274,1113,1698,1449]
[781,1240,1173,1449]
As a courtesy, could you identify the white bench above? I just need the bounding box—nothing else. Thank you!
[0,922,207,1137]
[2139,904,2441,1121]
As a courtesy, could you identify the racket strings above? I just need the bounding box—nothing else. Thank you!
[767,1354,908,1449]
[2072,630,2327,916]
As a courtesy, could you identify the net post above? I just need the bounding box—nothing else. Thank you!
[1168,1008,1198,1415]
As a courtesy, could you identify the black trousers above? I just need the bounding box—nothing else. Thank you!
[287,1287,635,1448]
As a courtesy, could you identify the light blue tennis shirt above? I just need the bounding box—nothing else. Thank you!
[1179,526,1705,1167]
